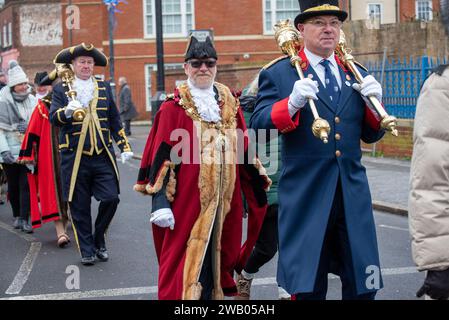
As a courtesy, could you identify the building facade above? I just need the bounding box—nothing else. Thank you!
[0,0,63,80]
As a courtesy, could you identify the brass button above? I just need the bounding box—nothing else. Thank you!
[335,117,340,124]
[335,150,341,157]
[335,133,341,140]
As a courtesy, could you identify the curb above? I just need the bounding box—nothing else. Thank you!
[372,200,408,216]
[132,152,408,217]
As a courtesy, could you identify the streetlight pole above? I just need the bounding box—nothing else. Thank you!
[108,4,116,99]
[152,0,165,119]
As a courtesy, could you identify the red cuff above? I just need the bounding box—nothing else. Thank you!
[271,98,300,133]
[364,104,382,130]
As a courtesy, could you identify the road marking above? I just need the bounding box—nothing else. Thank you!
[1,266,419,300]
[0,220,42,295]
[5,242,41,295]
[0,221,37,242]
[378,224,409,232]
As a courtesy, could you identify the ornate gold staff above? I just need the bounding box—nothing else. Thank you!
[274,19,330,144]
[335,31,398,136]
[55,64,86,121]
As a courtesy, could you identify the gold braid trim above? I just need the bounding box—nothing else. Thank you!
[118,128,132,152]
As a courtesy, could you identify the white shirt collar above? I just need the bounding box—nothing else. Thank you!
[304,47,338,69]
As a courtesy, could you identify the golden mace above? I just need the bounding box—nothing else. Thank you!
[274,20,331,144]
[56,64,86,122]
[335,31,398,136]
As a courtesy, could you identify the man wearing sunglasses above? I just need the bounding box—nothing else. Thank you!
[135,36,270,300]
[251,0,390,300]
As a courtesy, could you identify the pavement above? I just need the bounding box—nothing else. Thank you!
[129,121,411,217]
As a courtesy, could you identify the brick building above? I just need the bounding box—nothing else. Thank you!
[63,0,310,118]
[0,0,63,81]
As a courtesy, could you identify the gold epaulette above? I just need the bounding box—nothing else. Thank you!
[354,60,368,72]
[263,56,289,70]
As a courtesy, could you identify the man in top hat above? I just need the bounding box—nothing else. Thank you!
[50,43,133,265]
[250,0,391,299]
[134,36,270,300]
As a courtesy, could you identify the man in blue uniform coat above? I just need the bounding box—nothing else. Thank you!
[251,0,394,299]
[50,43,134,265]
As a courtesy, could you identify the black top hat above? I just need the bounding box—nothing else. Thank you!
[294,0,348,28]
[53,43,108,67]
[184,36,218,62]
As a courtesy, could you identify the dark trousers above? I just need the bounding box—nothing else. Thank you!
[69,153,119,258]
[123,120,131,136]
[3,164,30,220]
[295,181,376,301]
[244,204,278,274]
[199,239,214,300]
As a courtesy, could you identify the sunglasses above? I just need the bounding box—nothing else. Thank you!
[188,59,217,68]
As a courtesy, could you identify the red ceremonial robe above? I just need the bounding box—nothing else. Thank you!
[19,98,66,228]
[134,82,270,299]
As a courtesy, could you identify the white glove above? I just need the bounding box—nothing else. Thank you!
[352,75,382,103]
[121,151,134,164]
[150,208,175,230]
[288,78,319,117]
[64,100,83,118]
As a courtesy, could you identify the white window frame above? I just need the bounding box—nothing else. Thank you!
[263,0,300,35]
[367,3,383,25]
[415,0,433,21]
[145,63,184,111]
[143,0,195,39]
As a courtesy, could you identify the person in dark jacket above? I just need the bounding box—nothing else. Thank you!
[118,77,138,136]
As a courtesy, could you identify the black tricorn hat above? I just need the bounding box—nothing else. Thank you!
[34,71,48,85]
[294,0,348,28]
[184,36,218,61]
[53,43,108,67]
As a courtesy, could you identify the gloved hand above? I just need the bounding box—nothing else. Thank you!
[150,208,175,230]
[416,269,449,300]
[288,78,319,115]
[64,100,83,118]
[1,151,15,164]
[17,120,27,134]
[121,151,134,164]
[352,75,382,103]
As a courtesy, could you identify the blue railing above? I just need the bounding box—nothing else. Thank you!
[365,56,447,119]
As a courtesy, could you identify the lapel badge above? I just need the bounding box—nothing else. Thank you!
[301,62,307,70]
[346,74,351,81]
[308,74,314,79]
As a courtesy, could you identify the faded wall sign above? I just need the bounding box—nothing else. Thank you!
[20,4,62,46]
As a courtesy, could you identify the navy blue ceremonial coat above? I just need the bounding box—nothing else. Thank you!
[250,50,385,295]
[50,79,130,201]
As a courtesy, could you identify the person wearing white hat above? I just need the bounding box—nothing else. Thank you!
[0,60,37,232]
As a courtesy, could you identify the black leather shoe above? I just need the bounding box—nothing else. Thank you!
[81,256,95,266]
[95,248,109,261]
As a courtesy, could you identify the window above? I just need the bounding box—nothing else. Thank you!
[264,0,300,34]
[368,3,382,29]
[416,0,433,21]
[144,0,194,38]
[145,63,183,111]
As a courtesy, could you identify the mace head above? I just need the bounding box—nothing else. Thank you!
[274,20,303,55]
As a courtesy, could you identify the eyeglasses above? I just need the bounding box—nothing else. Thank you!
[307,19,342,29]
[188,59,217,68]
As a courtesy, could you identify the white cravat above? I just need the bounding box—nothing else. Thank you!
[73,76,94,108]
[187,79,221,123]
